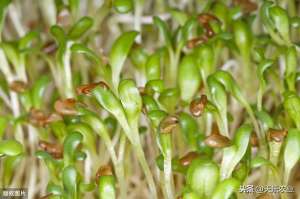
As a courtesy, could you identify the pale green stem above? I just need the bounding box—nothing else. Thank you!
[116,133,127,199]
[118,118,157,198]
[38,0,57,27]
[244,103,268,157]
[269,142,281,166]
[135,143,158,199]
[134,0,144,43]
[8,4,26,37]
[257,87,264,112]
[62,41,74,98]
[166,48,180,87]
[164,149,174,199]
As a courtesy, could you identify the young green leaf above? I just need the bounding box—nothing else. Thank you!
[0,139,23,156]
[158,88,179,113]
[18,31,40,51]
[178,18,198,49]
[109,31,138,90]
[113,0,133,13]
[63,132,83,166]
[0,0,11,40]
[31,75,51,109]
[285,46,297,91]
[92,86,126,121]
[47,183,63,196]
[67,123,97,155]
[257,59,273,89]
[233,19,252,62]
[142,95,160,113]
[269,5,290,44]
[212,2,228,29]
[178,55,201,103]
[148,110,168,129]
[145,51,161,81]
[50,121,67,142]
[283,91,300,128]
[153,16,172,49]
[255,110,274,132]
[256,59,273,110]
[145,79,165,95]
[68,17,94,40]
[36,151,62,182]
[260,2,291,45]
[129,45,148,71]
[1,42,20,72]
[179,112,199,150]
[62,165,79,199]
[283,129,300,184]
[50,25,66,44]
[186,158,219,198]
[196,44,214,80]
[209,71,260,140]
[118,79,142,130]
[70,43,101,64]
[170,9,188,26]
[3,154,23,186]
[207,76,228,136]
[220,124,252,179]
[79,111,113,145]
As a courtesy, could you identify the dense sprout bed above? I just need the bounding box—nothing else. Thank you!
[1,0,300,198]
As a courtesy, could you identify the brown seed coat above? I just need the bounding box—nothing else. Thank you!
[204,133,231,148]
[187,13,220,48]
[233,0,258,13]
[189,95,208,117]
[42,41,58,55]
[29,108,62,127]
[96,165,113,184]
[159,115,179,134]
[29,108,48,127]
[267,128,288,143]
[39,140,63,159]
[197,13,220,25]
[76,81,109,96]
[250,132,259,147]
[179,152,199,167]
[9,81,28,93]
[54,98,78,115]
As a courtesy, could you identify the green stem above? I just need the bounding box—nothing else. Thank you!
[163,149,174,199]
[166,48,180,87]
[100,132,126,198]
[244,104,268,158]
[135,143,158,199]
[134,0,144,43]
[62,41,74,98]
[117,133,127,199]
[257,87,263,112]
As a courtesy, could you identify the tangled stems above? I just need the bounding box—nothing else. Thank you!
[159,115,178,199]
[79,110,127,198]
[91,84,158,198]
